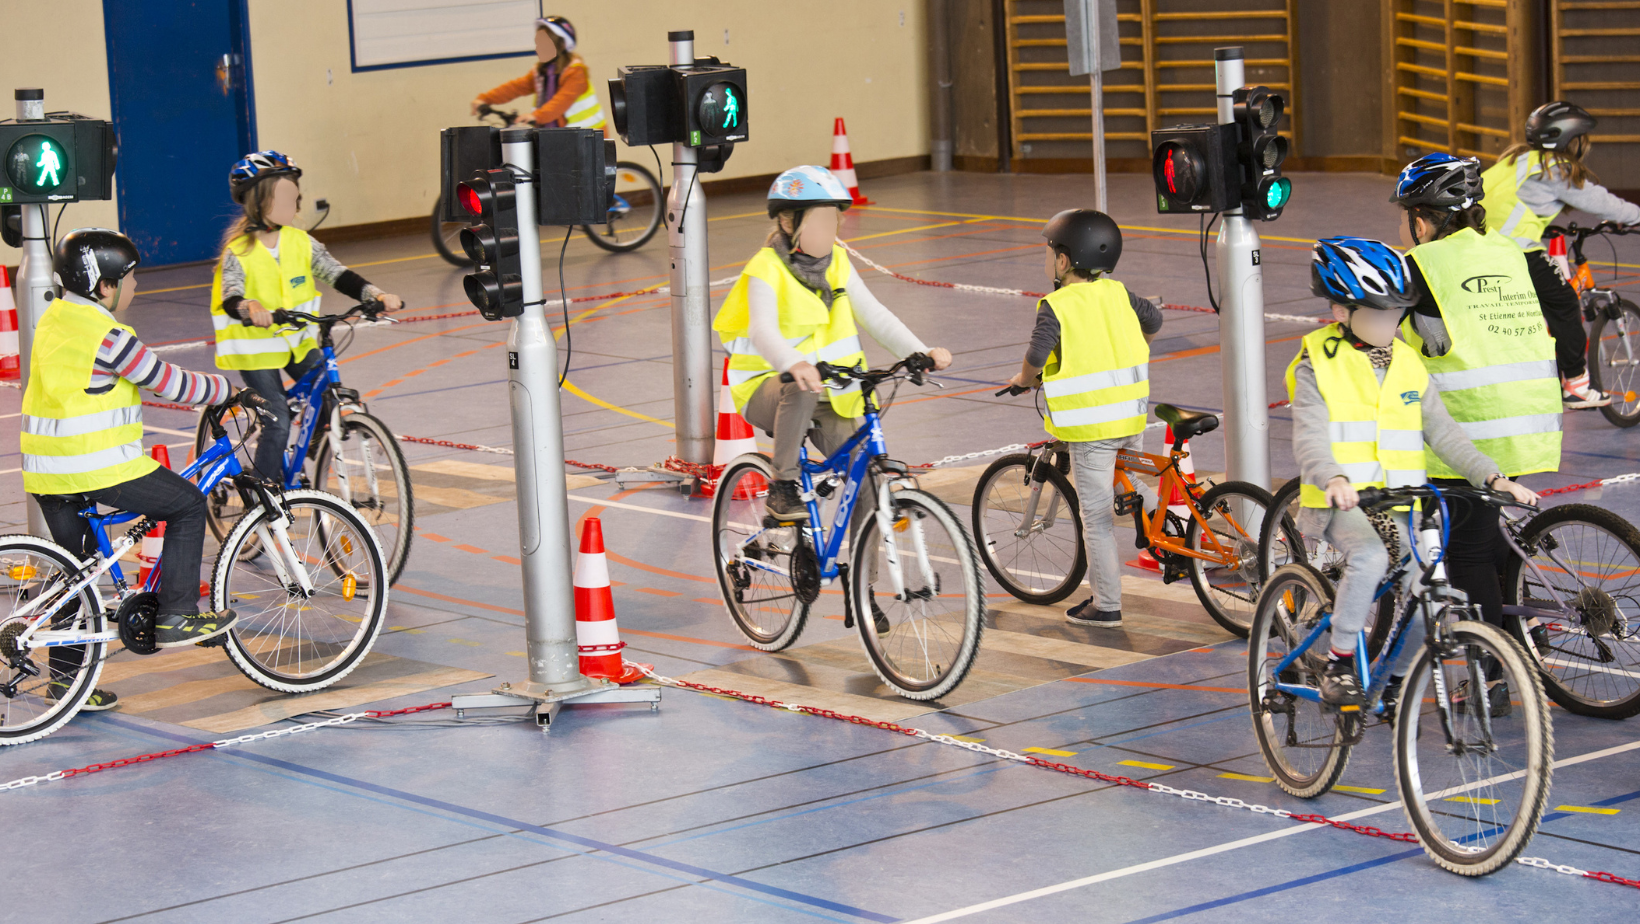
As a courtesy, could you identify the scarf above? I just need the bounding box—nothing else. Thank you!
[768,227,835,307]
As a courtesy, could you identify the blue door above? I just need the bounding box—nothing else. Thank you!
[104,1,255,266]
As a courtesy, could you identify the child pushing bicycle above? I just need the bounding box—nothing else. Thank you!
[1289,237,1537,708]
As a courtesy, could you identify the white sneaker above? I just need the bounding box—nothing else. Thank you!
[1562,373,1612,409]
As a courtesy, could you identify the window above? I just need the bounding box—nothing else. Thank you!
[348,0,544,72]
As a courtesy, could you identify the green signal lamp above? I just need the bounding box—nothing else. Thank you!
[1264,176,1292,210]
[5,134,69,197]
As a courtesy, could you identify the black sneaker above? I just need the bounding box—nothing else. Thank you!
[1318,657,1365,710]
[153,610,237,649]
[1380,675,1404,723]
[1066,598,1122,628]
[1529,625,1552,657]
[765,480,809,522]
[49,683,119,712]
[1452,679,1512,718]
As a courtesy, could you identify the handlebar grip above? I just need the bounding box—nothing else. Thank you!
[779,372,794,383]
[269,309,292,325]
[995,385,1029,397]
[1356,487,1385,509]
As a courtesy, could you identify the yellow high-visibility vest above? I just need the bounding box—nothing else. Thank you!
[210,225,321,371]
[1481,150,1557,251]
[21,299,160,494]
[1039,279,1150,442]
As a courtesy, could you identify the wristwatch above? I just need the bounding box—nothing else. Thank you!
[1484,473,1505,490]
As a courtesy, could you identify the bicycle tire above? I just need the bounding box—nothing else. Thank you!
[971,453,1087,605]
[1186,480,1289,637]
[580,162,664,253]
[1393,620,1552,876]
[1502,502,1640,719]
[851,487,984,701]
[213,490,388,692]
[1588,297,1640,428]
[430,193,473,267]
[313,411,414,585]
[1259,476,1394,659]
[0,536,106,746]
[1247,563,1351,798]
[711,454,812,651]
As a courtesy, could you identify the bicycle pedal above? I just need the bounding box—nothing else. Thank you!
[1113,491,1143,517]
[762,514,803,528]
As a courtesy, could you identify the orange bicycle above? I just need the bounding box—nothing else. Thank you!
[1545,220,1640,427]
[972,401,1296,636]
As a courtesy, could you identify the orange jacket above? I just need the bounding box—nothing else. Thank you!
[477,56,590,127]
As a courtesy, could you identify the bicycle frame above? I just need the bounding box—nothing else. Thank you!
[1114,446,1242,565]
[280,346,343,490]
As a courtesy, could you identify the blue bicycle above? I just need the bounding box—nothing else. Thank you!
[1249,483,1552,876]
[195,301,413,584]
[0,391,389,745]
[710,355,984,701]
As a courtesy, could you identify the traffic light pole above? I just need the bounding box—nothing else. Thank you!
[15,88,53,538]
[667,30,714,469]
[1212,47,1270,491]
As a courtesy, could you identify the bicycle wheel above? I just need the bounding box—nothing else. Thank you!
[1503,502,1640,719]
[1248,563,1351,798]
[1186,480,1289,637]
[313,411,414,585]
[213,490,388,692]
[971,453,1086,605]
[1588,297,1640,427]
[580,163,663,253]
[1260,476,1394,658]
[1394,620,1552,876]
[711,454,814,651]
[430,193,473,267]
[0,537,105,745]
[851,488,985,701]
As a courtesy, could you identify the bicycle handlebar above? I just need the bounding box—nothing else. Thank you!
[1544,219,1638,241]
[777,353,940,389]
[269,300,392,328]
[475,103,519,126]
[1357,483,1533,513]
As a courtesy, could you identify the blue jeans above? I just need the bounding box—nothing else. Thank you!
[239,350,323,482]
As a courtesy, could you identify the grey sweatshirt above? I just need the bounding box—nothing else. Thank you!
[746,263,927,374]
[1518,168,1640,230]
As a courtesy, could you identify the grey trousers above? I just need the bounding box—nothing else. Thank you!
[1311,506,1423,674]
[1068,434,1158,612]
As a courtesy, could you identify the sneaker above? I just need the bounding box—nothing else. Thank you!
[1318,657,1365,710]
[48,683,119,712]
[1562,373,1612,409]
[1380,675,1403,723]
[1452,678,1512,718]
[1066,598,1122,628]
[1528,624,1552,657]
[153,610,237,649]
[765,480,809,522]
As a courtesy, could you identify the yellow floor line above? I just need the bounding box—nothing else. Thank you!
[1023,746,1079,757]
[1118,759,1174,770]
[1554,804,1619,814]
[1334,784,1387,795]
[1218,772,1274,783]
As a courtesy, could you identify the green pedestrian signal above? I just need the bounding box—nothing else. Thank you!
[5,134,69,197]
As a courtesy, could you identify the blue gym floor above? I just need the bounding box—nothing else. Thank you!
[4,171,1639,921]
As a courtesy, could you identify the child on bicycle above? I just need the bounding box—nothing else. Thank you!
[24,229,254,710]
[469,15,605,131]
[1481,102,1640,407]
[1290,237,1537,708]
[1006,210,1162,628]
[213,151,403,481]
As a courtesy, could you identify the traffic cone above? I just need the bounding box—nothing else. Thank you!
[574,517,648,684]
[135,445,172,590]
[829,118,872,206]
[702,358,766,500]
[0,266,19,380]
[1546,233,1572,282]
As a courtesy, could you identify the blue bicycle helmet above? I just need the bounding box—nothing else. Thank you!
[1310,236,1420,312]
[229,150,302,203]
[1390,152,1482,211]
[767,166,851,217]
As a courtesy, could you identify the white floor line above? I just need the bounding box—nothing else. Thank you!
[898,738,1640,924]
[565,493,712,523]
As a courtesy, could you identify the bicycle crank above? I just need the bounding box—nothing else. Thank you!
[115,592,161,656]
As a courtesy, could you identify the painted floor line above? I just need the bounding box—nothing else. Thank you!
[567,493,712,522]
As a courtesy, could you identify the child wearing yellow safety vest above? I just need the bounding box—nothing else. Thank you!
[1289,237,1537,709]
[214,151,402,481]
[1006,210,1163,629]
[470,15,605,131]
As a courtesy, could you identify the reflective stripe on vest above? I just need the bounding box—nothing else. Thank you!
[713,244,867,418]
[563,85,606,130]
[1481,150,1560,251]
[210,225,322,371]
[20,299,160,494]
[1403,228,1562,478]
[1284,324,1428,509]
[1038,280,1150,441]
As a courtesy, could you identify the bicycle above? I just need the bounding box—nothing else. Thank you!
[1263,474,1640,719]
[1250,484,1552,876]
[431,104,663,263]
[972,396,1296,637]
[1544,220,1640,427]
[710,355,985,701]
[194,300,413,585]
[0,391,390,745]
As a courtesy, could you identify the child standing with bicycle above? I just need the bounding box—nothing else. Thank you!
[1290,237,1536,708]
[469,15,605,131]
[1006,210,1163,628]
[212,151,402,481]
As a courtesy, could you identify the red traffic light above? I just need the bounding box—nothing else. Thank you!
[1153,141,1204,203]
[456,170,515,220]
[457,182,484,217]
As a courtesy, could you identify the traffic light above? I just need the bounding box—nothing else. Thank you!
[677,65,747,146]
[606,59,748,149]
[457,168,523,320]
[608,66,680,146]
[1231,86,1291,221]
[536,128,616,225]
[1150,123,1236,214]
[0,117,115,204]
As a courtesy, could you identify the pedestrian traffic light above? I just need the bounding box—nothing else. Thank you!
[457,168,523,320]
[677,65,748,146]
[0,117,114,204]
[1231,86,1291,221]
[1150,123,1236,214]
[606,60,747,148]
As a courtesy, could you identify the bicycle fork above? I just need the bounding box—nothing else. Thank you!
[873,479,937,603]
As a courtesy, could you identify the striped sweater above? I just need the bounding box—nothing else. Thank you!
[61,295,233,405]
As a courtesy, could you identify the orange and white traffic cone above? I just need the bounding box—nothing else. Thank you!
[702,358,765,500]
[1546,232,1572,282]
[0,266,19,380]
[135,445,173,590]
[829,118,872,206]
[574,517,648,684]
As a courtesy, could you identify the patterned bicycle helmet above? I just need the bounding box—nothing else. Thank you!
[54,228,140,301]
[1526,101,1597,150]
[766,166,852,217]
[229,150,302,203]
[1310,236,1420,312]
[1390,152,1482,211]
[536,15,576,51]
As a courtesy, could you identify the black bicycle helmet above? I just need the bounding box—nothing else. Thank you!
[54,228,140,300]
[1390,153,1483,211]
[1526,101,1597,151]
[1042,209,1122,274]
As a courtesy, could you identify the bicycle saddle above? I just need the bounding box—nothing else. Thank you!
[1153,404,1220,441]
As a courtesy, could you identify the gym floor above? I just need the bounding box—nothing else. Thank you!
[5,171,1639,922]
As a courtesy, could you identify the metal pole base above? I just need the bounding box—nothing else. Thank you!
[614,464,698,494]
[451,681,662,732]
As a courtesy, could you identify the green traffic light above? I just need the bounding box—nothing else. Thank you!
[1266,177,1292,209]
[5,134,68,196]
